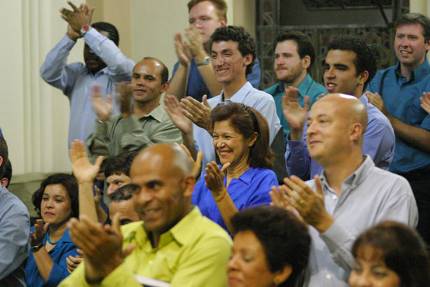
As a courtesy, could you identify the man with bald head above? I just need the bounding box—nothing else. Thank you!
[87,57,182,157]
[284,36,395,179]
[272,93,418,286]
[61,143,232,286]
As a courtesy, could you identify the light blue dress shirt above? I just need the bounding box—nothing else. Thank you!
[40,27,135,145]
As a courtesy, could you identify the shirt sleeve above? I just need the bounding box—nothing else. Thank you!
[246,171,277,207]
[247,59,261,88]
[45,247,79,287]
[0,202,29,279]
[253,96,280,144]
[362,111,395,169]
[170,236,231,287]
[40,35,82,97]
[84,28,134,82]
[86,120,111,158]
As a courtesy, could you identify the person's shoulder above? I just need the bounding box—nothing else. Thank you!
[0,189,29,217]
[251,167,277,179]
[264,82,281,96]
[364,166,411,194]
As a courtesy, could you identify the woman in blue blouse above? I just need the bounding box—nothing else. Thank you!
[25,173,79,287]
[192,102,278,232]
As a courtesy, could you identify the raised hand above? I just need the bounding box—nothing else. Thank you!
[420,92,430,114]
[91,85,112,122]
[60,2,94,32]
[281,175,333,232]
[174,33,192,67]
[270,185,303,221]
[66,24,81,41]
[115,82,133,117]
[184,27,206,60]
[204,161,230,201]
[180,95,211,131]
[282,86,308,140]
[68,214,134,282]
[69,140,104,184]
[164,94,193,134]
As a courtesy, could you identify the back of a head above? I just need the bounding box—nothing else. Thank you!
[327,36,376,88]
[92,21,120,46]
[395,13,430,42]
[275,31,316,69]
[352,221,430,287]
[187,0,227,22]
[210,25,256,75]
[231,206,311,287]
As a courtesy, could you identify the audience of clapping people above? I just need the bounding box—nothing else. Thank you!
[1,0,430,286]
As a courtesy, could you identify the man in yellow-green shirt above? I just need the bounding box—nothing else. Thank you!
[60,143,231,287]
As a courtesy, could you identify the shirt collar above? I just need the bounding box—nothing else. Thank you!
[395,60,430,81]
[138,104,165,122]
[274,74,313,96]
[165,207,202,246]
[222,82,253,102]
[320,155,374,193]
[232,167,255,185]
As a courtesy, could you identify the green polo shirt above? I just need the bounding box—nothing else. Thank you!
[87,104,182,157]
[60,207,232,287]
[265,74,326,137]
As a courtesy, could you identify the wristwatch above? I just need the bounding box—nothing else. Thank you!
[196,56,210,66]
[31,244,44,253]
[80,24,90,36]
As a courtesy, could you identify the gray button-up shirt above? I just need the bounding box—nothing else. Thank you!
[0,187,29,287]
[305,156,418,287]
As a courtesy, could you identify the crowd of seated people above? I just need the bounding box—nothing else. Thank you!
[2,0,430,286]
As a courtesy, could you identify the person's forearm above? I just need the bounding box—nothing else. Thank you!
[389,115,430,153]
[168,65,188,99]
[79,182,98,222]
[212,188,238,234]
[33,248,54,281]
[197,64,222,97]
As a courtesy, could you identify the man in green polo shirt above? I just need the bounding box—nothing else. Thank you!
[265,31,325,138]
[61,143,232,286]
[87,57,182,158]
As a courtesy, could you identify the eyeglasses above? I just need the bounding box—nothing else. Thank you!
[109,183,140,202]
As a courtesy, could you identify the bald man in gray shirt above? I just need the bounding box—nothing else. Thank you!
[271,94,418,287]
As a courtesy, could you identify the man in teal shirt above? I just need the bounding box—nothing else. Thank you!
[61,143,231,286]
[265,31,325,138]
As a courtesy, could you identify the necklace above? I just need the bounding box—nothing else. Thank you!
[47,234,58,245]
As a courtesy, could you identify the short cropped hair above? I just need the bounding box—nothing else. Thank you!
[394,13,430,42]
[92,22,120,46]
[2,160,12,188]
[274,31,316,69]
[104,151,138,178]
[0,135,8,178]
[142,57,169,84]
[187,0,227,21]
[327,36,376,88]
[352,221,430,287]
[210,26,256,75]
[231,206,311,287]
[32,173,79,218]
[210,102,273,168]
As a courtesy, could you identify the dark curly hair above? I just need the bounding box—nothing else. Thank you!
[352,221,430,287]
[210,25,256,75]
[32,173,79,219]
[210,102,273,168]
[104,150,139,178]
[326,36,376,89]
[231,206,311,287]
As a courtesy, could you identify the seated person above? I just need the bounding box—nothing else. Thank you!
[229,206,311,287]
[192,102,278,232]
[109,184,140,225]
[87,57,182,158]
[350,221,430,287]
[103,152,136,196]
[25,173,79,287]
[60,143,231,286]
